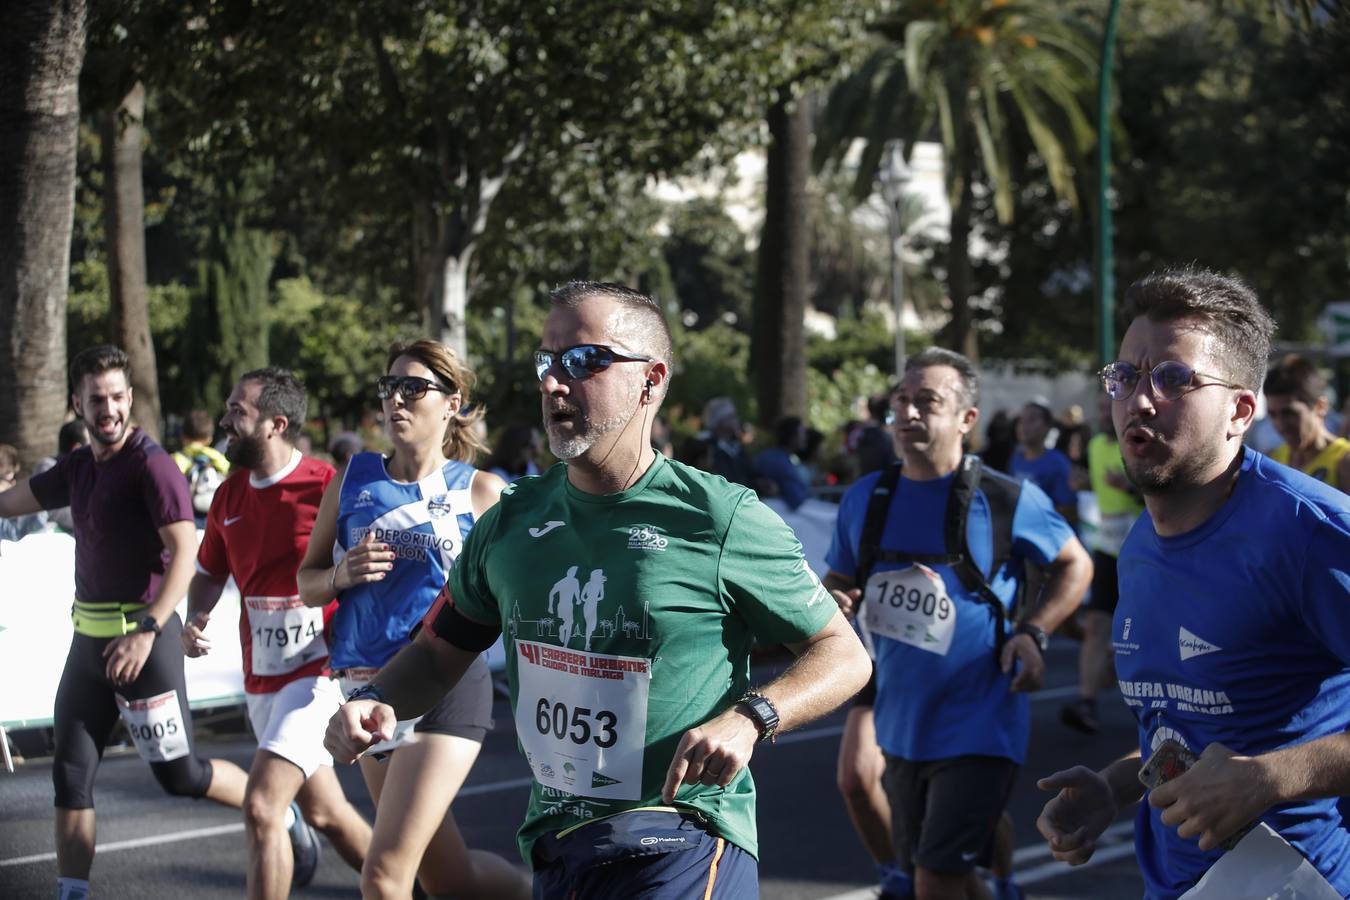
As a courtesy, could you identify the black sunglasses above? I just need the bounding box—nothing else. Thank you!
[1099,360,1241,402]
[376,375,454,402]
[534,344,652,382]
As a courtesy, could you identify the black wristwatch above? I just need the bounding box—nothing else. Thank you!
[736,691,780,744]
[1014,623,1048,653]
[137,616,162,637]
[346,683,387,704]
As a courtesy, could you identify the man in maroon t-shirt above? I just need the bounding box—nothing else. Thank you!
[0,345,249,900]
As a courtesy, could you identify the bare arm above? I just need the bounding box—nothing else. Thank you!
[1001,534,1094,691]
[182,571,227,658]
[0,479,42,518]
[471,469,506,518]
[1150,731,1350,851]
[324,628,482,763]
[661,609,870,802]
[103,520,197,685]
[296,474,394,607]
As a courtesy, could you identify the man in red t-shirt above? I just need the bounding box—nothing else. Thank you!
[185,368,370,899]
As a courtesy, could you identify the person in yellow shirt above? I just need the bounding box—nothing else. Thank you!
[172,409,231,521]
[1263,354,1350,491]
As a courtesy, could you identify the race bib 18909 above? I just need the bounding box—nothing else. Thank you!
[863,564,957,656]
[245,595,328,676]
[514,640,650,801]
[115,689,189,763]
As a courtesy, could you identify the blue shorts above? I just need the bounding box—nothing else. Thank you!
[531,809,758,899]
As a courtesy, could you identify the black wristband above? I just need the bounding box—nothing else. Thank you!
[346,683,386,704]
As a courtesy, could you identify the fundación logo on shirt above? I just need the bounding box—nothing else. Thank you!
[1178,626,1221,661]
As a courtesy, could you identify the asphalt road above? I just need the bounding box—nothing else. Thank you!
[1,641,1145,899]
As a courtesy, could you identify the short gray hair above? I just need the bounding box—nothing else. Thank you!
[902,348,979,409]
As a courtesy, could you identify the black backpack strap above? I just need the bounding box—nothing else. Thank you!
[855,462,903,588]
[942,456,1020,659]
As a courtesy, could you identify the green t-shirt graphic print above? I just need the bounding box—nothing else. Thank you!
[445,455,836,866]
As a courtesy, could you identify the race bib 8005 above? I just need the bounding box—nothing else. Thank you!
[863,564,956,656]
[514,640,650,801]
[115,689,189,763]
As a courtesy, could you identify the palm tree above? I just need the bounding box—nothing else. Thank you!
[816,0,1098,358]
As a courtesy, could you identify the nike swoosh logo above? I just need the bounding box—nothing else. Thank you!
[224,515,243,526]
[528,520,565,538]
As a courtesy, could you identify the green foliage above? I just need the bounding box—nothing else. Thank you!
[807,358,893,435]
[667,321,755,427]
[661,198,757,329]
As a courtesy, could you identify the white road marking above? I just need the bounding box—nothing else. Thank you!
[0,683,1104,869]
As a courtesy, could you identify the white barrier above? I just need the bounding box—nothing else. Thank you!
[0,531,507,735]
[0,531,246,733]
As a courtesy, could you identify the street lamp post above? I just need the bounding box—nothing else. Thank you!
[880,145,912,379]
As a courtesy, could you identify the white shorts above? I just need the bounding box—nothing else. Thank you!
[245,675,343,778]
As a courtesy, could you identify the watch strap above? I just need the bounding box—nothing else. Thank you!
[1014,622,1048,652]
[138,616,161,636]
[736,691,780,744]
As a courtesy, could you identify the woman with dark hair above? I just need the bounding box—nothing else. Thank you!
[297,340,527,899]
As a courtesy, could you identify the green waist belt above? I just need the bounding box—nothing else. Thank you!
[71,599,148,638]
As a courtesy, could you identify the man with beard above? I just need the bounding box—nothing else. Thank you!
[326,281,871,897]
[183,368,371,897]
[1037,268,1350,897]
[0,345,250,900]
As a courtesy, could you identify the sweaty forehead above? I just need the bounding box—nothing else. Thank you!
[1119,316,1223,369]
[543,295,624,348]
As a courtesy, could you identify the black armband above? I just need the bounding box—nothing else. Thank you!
[432,602,501,653]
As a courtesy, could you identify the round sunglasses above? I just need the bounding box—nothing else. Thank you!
[534,344,652,382]
[376,375,455,402]
[1099,360,1241,401]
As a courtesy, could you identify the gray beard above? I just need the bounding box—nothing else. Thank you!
[546,411,629,461]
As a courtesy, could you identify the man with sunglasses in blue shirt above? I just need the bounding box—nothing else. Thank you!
[326,281,871,898]
[1037,268,1350,898]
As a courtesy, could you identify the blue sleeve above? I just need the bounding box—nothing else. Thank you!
[1299,515,1350,665]
[825,478,873,577]
[1010,481,1074,567]
[1049,455,1077,507]
[754,450,810,510]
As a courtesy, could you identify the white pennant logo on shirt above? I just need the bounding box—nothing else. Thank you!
[1178,626,1221,660]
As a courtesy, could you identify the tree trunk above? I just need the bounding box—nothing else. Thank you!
[946,126,978,361]
[753,90,812,428]
[0,1,87,470]
[412,198,469,360]
[102,81,162,440]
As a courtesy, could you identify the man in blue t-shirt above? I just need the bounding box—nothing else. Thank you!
[827,348,1091,900]
[1010,401,1078,525]
[1037,267,1350,898]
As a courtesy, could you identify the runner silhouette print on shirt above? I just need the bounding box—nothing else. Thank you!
[514,565,650,647]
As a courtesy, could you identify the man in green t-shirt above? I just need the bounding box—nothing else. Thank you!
[327,281,871,897]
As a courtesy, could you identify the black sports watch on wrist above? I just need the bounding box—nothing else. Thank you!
[1014,622,1048,653]
[736,691,780,744]
[137,616,162,637]
[346,683,387,705]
